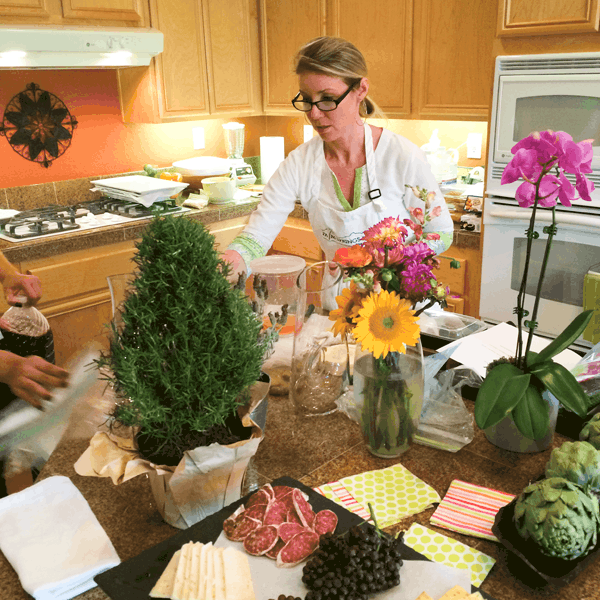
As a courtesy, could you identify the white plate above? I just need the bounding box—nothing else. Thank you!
[91,175,188,196]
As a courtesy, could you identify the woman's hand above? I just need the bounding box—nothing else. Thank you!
[2,353,69,408]
[2,271,42,306]
[221,249,248,285]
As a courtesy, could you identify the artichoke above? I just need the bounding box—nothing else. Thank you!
[580,413,600,450]
[545,441,600,492]
[513,477,600,561]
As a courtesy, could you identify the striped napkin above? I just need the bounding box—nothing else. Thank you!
[430,479,516,541]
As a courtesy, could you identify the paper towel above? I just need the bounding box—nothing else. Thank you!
[260,137,284,184]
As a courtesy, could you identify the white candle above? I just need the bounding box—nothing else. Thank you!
[260,136,285,184]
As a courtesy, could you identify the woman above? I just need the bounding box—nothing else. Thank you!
[223,36,453,282]
[0,252,68,409]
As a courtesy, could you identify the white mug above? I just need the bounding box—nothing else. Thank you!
[202,176,236,202]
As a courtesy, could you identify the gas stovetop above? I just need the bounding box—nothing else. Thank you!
[0,197,190,242]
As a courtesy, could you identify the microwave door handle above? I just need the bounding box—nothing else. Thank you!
[488,206,600,230]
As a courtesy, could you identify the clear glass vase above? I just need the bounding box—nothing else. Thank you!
[353,341,425,457]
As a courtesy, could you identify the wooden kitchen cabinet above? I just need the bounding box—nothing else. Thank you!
[437,243,482,319]
[260,0,325,115]
[262,0,496,121]
[497,0,600,37]
[412,0,497,121]
[269,216,323,263]
[0,0,148,26]
[21,240,138,367]
[118,0,262,122]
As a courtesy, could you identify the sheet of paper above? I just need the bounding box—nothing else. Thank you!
[215,533,472,600]
[438,322,582,378]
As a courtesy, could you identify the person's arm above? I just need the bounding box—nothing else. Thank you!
[0,351,69,408]
[225,148,304,280]
[0,252,42,305]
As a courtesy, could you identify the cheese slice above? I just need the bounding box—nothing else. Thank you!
[196,543,210,600]
[213,547,226,600]
[205,543,215,600]
[415,594,434,600]
[172,542,194,600]
[184,543,201,600]
[223,547,255,600]
[149,550,181,599]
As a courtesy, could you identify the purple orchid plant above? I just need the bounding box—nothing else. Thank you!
[475,130,596,440]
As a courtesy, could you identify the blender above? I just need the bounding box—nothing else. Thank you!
[222,122,256,187]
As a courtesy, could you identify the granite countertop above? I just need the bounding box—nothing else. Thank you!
[0,372,596,600]
[0,198,477,265]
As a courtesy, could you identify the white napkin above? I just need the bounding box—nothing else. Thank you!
[0,476,120,600]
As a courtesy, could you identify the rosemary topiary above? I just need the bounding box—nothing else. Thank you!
[97,214,267,464]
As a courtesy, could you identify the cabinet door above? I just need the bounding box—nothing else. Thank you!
[0,0,147,24]
[0,0,52,19]
[497,0,600,37]
[118,0,209,123]
[21,241,137,366]
[326,0,412,119]
[413,0,496,121]
[203,0,262,115]
[61,0,146,24]
[261,0,326,115]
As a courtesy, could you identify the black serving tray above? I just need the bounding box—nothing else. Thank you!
[492,497,600,587]
[95,476,497,600]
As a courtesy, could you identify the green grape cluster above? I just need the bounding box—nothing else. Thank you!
[301,525,403,600]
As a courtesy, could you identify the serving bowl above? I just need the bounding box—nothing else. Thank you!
[172,157,230,192]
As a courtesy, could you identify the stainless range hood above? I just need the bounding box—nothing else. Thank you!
[0,25,163,69]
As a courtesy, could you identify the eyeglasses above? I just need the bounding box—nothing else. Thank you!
[291,85,354,112]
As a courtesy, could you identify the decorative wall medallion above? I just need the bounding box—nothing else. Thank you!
[0,82,78,168]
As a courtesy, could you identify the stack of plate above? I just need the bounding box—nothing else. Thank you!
[91,176,188,206]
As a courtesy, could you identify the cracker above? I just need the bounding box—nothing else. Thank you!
[439,585,470,600]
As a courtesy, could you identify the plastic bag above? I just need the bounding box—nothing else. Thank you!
[413,366,482,452]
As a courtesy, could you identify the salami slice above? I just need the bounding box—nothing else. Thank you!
[223,513,261,541]
[292,488,316,528]
[263,500,288,526]
[243,503,268,523]
[265,537,285,560]
[276,530,320,567]
[278,522,309,543]
[286,509,302,525]
[313,509,338,535]
[262,483,275,501]
[243,525,279,556]
[272,485,294,499]
[245,488,270,509]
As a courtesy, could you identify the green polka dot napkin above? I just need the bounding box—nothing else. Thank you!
[315,464,441,529]
[403,523,496,587]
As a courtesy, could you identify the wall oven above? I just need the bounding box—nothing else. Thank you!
[481,52,600,351]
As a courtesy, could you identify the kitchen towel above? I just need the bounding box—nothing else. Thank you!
[403,523,496,587]
[0,475,120,600]
[315,463,441,528]
[430,479,516,542]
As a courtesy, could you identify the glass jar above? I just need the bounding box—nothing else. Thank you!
[353,340,424,457]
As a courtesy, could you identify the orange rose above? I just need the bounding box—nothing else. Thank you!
[334,245,373,268]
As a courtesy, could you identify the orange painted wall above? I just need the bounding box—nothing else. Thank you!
[0,69,267,189]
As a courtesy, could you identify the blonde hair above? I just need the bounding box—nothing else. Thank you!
[294,36,385,120]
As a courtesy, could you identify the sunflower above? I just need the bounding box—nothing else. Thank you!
[329,282,363,337]
[353,290,420,359]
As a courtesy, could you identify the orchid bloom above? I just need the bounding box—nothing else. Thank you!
[503,130,594,208]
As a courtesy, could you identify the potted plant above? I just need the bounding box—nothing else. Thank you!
[475,131,595,452]
[76,213,270,528]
